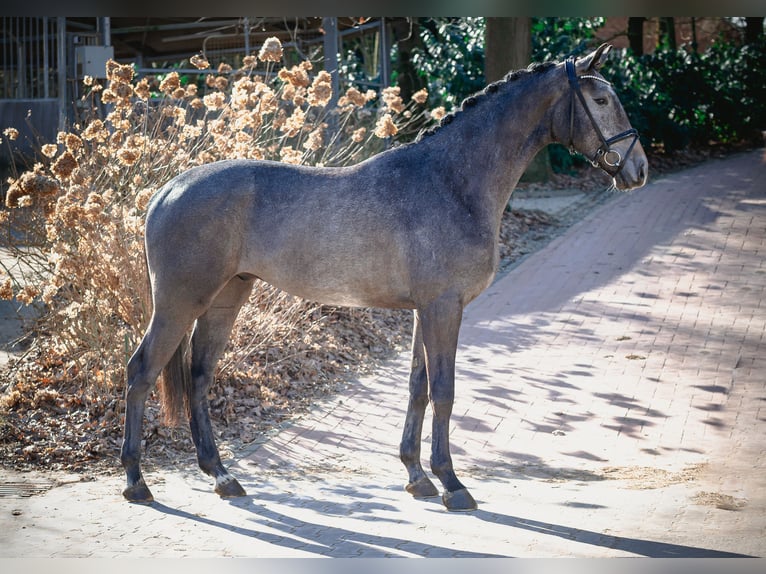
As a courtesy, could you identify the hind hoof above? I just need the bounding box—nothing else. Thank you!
[123,479,154,504]
[405,477,439,499]
[215,475,247,498]
[442,488,477,512]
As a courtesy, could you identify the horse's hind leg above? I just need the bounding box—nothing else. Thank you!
[189,274,255,498]
[400,310,439,498]
[122,316,194,503]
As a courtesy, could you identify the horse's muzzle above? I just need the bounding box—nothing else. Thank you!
[612,140,648,191]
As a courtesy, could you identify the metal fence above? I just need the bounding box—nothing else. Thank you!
[0,17,60,100]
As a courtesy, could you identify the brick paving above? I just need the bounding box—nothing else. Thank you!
[1,149,765,558]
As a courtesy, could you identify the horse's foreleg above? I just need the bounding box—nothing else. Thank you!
[189,275,254,498]
[400,311,439,499]
[420,295,477,512]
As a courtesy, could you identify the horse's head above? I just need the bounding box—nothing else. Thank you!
[561,43,648,191]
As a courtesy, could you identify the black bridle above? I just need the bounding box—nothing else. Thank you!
[566,56,639,179]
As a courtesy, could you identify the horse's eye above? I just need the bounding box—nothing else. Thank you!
[594,97,608,106]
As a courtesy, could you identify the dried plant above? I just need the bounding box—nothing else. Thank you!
[0,38,435,430]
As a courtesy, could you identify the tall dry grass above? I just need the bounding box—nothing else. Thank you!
[0,38,436,421]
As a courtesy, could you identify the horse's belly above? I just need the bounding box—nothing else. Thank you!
[252,254,415,309]
[270,276,414,309]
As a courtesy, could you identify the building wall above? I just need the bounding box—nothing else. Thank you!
[596,17,741,54]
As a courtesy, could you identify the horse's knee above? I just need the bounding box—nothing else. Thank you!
[429,396,455,418]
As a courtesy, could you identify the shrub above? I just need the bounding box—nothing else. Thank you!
[0,39,435,414]
[609,37,766,151]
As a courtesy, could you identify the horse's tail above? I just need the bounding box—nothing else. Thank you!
[157,333,192,427]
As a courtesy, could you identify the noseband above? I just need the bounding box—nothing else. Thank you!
[566,57,639,178]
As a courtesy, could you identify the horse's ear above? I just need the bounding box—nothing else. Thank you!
[576,43,613,74]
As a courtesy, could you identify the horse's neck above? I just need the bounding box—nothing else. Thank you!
[425,70,562,229]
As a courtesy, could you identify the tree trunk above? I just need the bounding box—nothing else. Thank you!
[628,17,645,56]
[485,17,550,183]
[660,17,677,50]
[390,18,426,103]
[485,17,530,81]
[744,17,764,45]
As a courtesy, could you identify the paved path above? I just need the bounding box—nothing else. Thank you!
[1,150,765,558]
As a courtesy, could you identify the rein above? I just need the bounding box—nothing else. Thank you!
[566,57,639,178]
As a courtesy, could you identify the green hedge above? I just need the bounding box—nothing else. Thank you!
[609,39,766,151]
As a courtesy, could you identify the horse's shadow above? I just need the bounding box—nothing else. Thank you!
[149,490,503,558]
[148,487,753,558]
[468,509,753,558]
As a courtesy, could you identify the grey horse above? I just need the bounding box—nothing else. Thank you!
[121,44,647,511]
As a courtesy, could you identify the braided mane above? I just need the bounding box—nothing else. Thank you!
[416,61,557,141]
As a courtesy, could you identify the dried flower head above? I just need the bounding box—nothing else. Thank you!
[307,71,333,107]
[303,124,325,152]
[41,144,58,158]
[51,151,79,179]
[279,146,302,165]
[242,55,257,70]
[107,61,135,84]
[214,76,229,91]
[190,53,210,70]
[278,64,310,88]
[134,188,154,212]
[258,37,283,63]
[3,127,19,141]
[382,86,405,114]
[83,75,94,86]
[0,277,13,300]
[281,83,296,102]
[351,127,367,143]
[259,91,279,115]
[109,81,134,105]
[431,106,446,121]
[203,92,226,111]
[116,148,141,167]
[159,72,181,95]
[134,77,151,100]
[412,88,428,104]
[16,285,40,305]
[281,107,306,138]
[100,89,117,104]
[5,172,60,207]
[64,133,83,153]
[82,119,107,142]
[105,59,120,79]
[339,87,366,109]
[218,62,233,74]
[109,130,125,149]
[374,113,398,138]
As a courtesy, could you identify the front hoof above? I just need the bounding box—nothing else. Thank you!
[123,479,154,504]
[442,488,477,512]
[215,475,247,498]
[406,477,439,499]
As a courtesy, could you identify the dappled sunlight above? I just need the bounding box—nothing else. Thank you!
[449,152,766,489]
